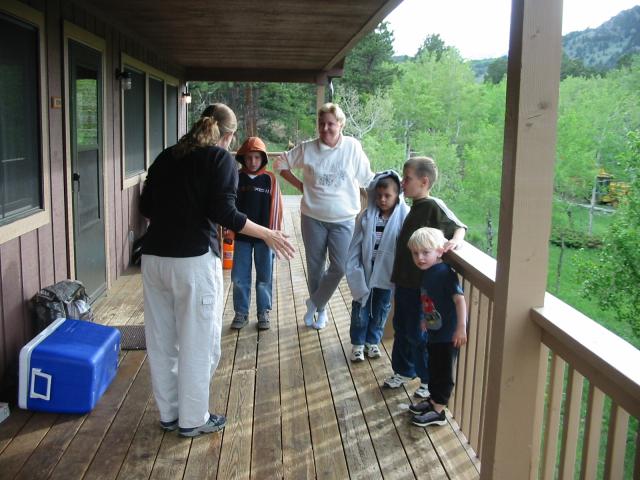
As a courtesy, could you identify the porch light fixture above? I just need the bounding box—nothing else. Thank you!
[182,90,192,104]
[115,68,132,90]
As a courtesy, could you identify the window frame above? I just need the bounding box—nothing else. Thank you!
[0,0,51,245]
[120,54,178,190]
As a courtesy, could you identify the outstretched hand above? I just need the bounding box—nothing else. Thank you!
[273,154,288,172]
[442,239,462,252]
[265,230,295,260]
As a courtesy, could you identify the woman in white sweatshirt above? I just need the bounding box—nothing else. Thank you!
[276,103,373,329]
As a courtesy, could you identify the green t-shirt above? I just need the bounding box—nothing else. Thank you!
[391,196,466,289]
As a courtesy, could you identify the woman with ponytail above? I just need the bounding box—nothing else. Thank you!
[140,103,294,438]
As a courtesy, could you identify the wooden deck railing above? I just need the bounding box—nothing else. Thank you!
[445,242,640,479]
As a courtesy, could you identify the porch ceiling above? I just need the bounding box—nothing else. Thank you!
[84,0,403,82]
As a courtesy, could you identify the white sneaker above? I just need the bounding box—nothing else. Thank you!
[383,373,413,389]
[314,309,328,329]
[351,345,365,362]
[365,344,381,358]
[414,383,430,398]
[304,298,316,327]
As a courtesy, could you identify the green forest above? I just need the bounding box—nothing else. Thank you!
[187,23,640,350]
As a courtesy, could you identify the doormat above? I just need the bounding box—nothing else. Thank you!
[114,324,146,350]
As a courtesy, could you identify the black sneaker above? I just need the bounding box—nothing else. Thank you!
[412,409,447,427]
[178,413,226,437]
[257,311,271,330]
[230,313,248,329]
[408,399,433,415]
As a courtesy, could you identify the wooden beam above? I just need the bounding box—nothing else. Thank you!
[323,0,404,70]
[480,0,563,478]
[184,67,342,84]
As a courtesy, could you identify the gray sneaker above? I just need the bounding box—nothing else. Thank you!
[159,418,178,431]
[257,311,271,330]
[231,313,248,329]
[178,413,226,437]
[412,409,447,427]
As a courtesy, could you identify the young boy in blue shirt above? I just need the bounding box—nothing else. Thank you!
[405,227,467,426]
[384,156,466,398]
[345,170,409,361]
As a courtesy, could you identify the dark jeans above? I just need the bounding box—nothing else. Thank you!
[427,342,458,405]
[350,288,392,346]
[391,286,429,383]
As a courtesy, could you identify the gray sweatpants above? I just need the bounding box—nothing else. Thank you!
[301,214,355,311]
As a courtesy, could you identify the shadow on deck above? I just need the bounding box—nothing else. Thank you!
[0,197,479,479]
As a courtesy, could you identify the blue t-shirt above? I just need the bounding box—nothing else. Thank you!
[419,262,464,343]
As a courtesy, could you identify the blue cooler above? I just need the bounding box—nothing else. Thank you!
[19,318,121,413]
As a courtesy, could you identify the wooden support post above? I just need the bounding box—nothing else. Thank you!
[480,0,563,478]
[316,83,326,113]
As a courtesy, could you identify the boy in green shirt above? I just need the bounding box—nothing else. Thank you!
[383,157,466,398]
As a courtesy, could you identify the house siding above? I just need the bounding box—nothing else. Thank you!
[0,0,185,394]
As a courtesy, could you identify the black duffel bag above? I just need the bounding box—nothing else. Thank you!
[33,280,94,333]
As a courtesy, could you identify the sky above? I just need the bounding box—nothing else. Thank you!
[385,0,640,59]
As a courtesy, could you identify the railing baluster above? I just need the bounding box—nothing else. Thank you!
[634,425,640,480]
[478,299,493,459]
[558,366,584,479]
[470,292,489,453]
[453,278,472,422]
[461,284,479,437]
[531,344,550,479]
[542,353,565,480]
[580,384,604,480]
[604,403,629,480]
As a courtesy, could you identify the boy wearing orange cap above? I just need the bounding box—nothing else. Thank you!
[229,137,283,330]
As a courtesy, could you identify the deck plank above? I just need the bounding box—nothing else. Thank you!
[278,211,315,479]
[116,400,164,480]
[83,357,153,480]
[333,283,415,480]
[0,409,32,455]
[0,411,58,478]
[13,414,85,480]
[286,213,350,479]
[290,216,380,479]
[251,261,284,480]
[48,351,146,479]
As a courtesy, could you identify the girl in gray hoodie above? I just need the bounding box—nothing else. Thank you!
[345,170,409,361]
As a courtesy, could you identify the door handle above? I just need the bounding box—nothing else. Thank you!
[72,172,80,192]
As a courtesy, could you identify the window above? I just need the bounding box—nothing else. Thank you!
[0,13,42,225]
[166,84,178,146]
[0,3,49,244]
[148,76,164,162]
[123,66,145,176]
[120,54,179,188]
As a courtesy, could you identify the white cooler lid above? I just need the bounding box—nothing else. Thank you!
[18,318,66,409]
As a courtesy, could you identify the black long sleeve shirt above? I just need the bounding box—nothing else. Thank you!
[140,146,247,258]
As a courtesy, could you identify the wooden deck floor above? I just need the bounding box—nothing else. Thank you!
[0,199,479,479]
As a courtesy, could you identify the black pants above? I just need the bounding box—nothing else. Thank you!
[427,342,459,405]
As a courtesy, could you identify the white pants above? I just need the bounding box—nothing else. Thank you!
[142,251,223,428]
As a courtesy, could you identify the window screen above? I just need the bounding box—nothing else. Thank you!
[123,66,145,175]
[0,13,42,224]
[166,84,178,146]
[148,76,164,163]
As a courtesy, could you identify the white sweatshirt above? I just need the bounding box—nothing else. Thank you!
[280,136,373,222]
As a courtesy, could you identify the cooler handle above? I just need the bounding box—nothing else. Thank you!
[30,368,52,401]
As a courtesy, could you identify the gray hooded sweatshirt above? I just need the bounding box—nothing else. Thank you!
[345,170,410,305]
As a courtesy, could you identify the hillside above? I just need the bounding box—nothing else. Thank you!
[563,5,640,69]
[471,5,640,78]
